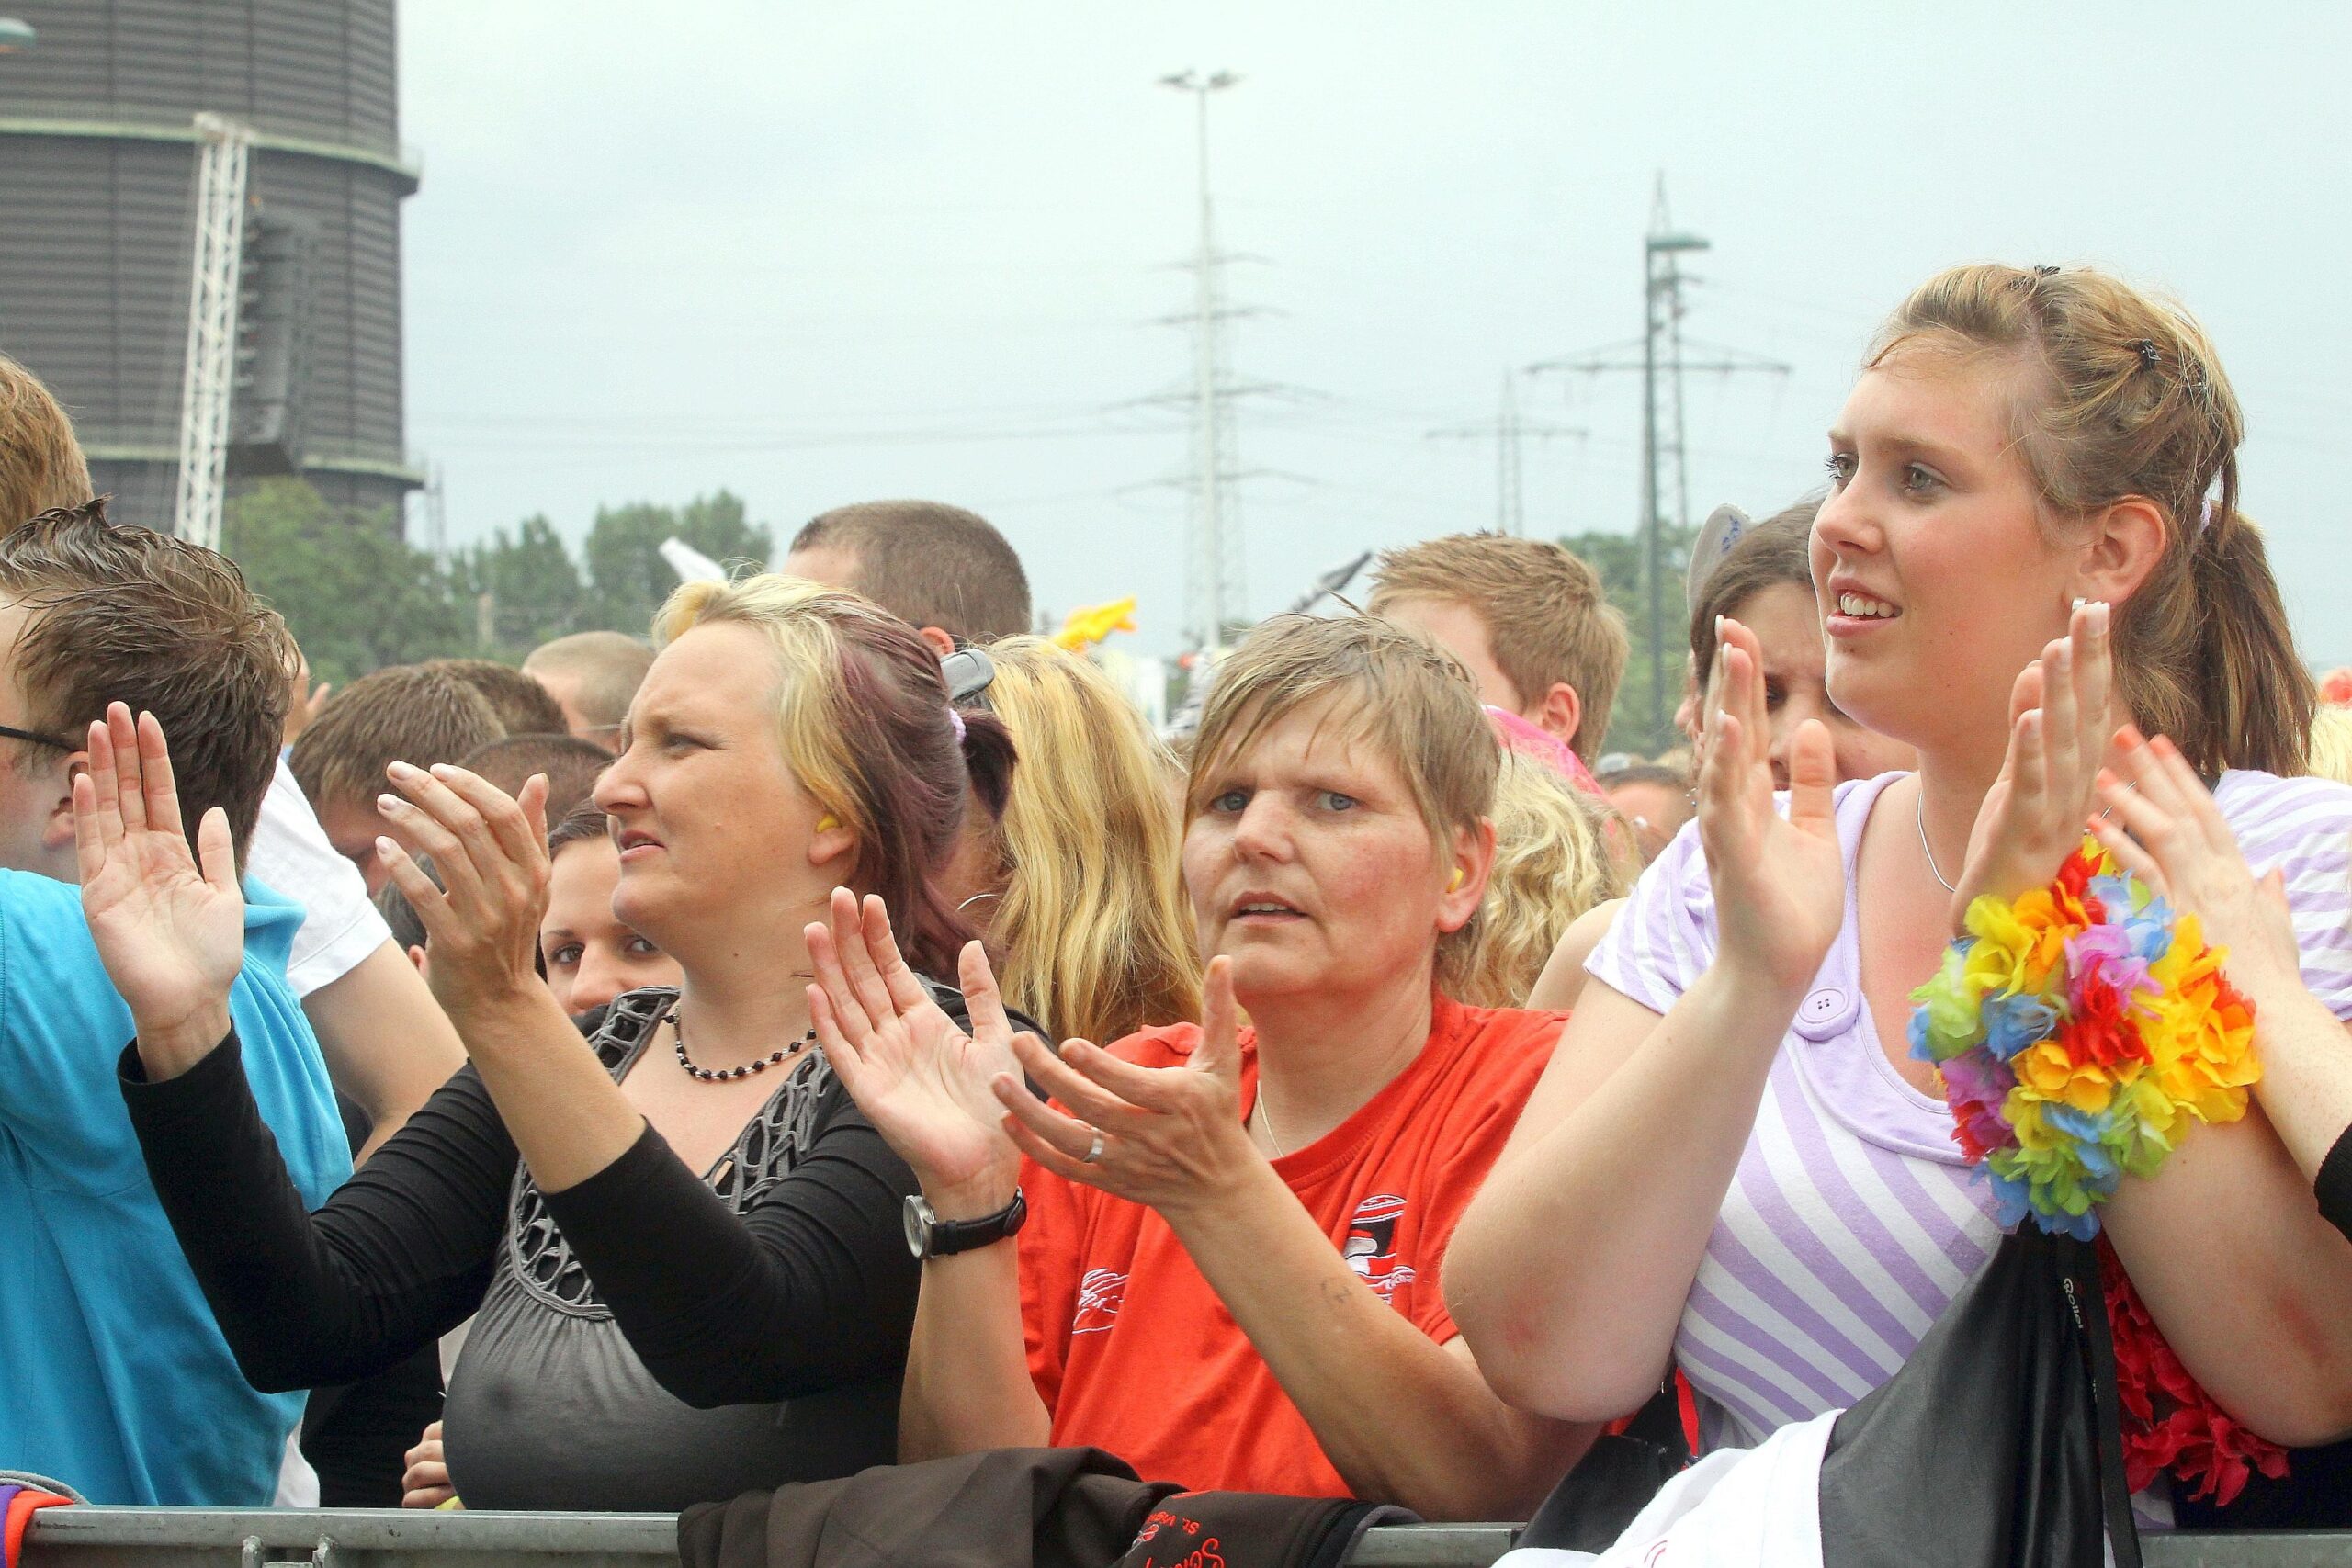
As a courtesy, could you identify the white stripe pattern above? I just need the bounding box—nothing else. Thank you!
[1587,768,2352,1453]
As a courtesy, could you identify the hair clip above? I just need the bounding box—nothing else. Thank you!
[2131,339,2162,371]
[2033,264,2061,277]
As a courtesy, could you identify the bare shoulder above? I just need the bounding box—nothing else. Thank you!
[1526,898,1626,1011]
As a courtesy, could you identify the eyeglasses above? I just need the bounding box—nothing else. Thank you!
[0,723,73,751]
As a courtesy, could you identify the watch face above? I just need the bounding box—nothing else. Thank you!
[903,1194,933,1259]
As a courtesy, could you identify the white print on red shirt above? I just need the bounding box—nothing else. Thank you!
[1072,1267,1127,1333]
[1343,1192,1416,1303]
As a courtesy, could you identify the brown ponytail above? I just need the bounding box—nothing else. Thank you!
[1870,265,2311,777]
[2185,504,2311,775]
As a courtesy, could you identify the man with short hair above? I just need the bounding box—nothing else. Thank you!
[459,731,611,823]
[520,630,654,754]
[0,354,93,529]
[1367,533,1630,784]
[0,502,349,1503]
[1598,761,1694,865]
[289,664,504,895]
[782,499,1032,654]
[428,657,571,737]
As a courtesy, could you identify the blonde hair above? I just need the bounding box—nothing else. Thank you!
[975,637,1201,1043]
[1368,533,1629,765]
[1870,264,2310,776]
[1454,754,1631,1007]
[2308,706,2352,788]
[0,355,93,534]
[652,574,1016,978]
[1191,614,1498,994]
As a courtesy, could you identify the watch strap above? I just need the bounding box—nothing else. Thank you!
[915,1188,1027,1259]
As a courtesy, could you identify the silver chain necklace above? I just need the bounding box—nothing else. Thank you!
[1916,786,1959,895]
[1254,1081,1286,1159]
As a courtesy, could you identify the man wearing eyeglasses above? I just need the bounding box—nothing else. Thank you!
[0,502,351,1506]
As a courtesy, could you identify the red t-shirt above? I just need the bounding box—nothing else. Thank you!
[1016,994,1564,1497]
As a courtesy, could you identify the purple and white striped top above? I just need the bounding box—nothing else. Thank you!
[1587,767,2352,1453]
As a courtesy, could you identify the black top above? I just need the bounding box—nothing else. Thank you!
[2319,1122,2352,1245]
[117,986,976,1510]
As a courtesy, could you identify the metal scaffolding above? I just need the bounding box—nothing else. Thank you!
[171,112,254,550]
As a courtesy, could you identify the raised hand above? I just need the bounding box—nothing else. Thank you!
[993,955,1254,1221]
[1949,600,2115,931]
[373,761,551,1024]
[806,889,1023,1213]
[74,703,243,1077]
[2089,728,2301,997]
[1698,618,1845,992]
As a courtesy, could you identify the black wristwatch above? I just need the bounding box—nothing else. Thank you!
[903,1189,1027,1261]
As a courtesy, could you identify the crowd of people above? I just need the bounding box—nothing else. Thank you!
[6,259,2352,1551]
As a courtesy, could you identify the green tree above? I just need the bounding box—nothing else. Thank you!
[451,513,584,659]
[582,490,773,635]
[224,479,469,684]
[1562,520,1696,760]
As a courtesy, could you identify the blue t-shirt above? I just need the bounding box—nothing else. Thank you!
[0,872,349,1504]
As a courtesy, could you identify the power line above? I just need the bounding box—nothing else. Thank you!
[1426,370,1585,536]
[1531,175,1789,742]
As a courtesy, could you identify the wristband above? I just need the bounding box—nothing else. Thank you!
[1907,835,2260,1239]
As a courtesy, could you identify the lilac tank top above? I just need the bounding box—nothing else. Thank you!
[1587,769,2352,1451]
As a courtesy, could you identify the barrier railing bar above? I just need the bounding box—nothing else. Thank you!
[23,1506,2352,1568]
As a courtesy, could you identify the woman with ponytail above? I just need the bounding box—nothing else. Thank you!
[109,575,1026,1510]
[1448,264,2352,1516]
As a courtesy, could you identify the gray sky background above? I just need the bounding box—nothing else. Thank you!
[398,3,2352,662]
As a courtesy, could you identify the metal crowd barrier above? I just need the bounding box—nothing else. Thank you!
[21,1508,2352,1568]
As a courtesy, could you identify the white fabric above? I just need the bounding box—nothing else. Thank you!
[273,1426,320,1507]
[1494,1412,1835,1568]
[248,759,390,998]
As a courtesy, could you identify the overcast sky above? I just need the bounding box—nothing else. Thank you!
[398,3,2352,662]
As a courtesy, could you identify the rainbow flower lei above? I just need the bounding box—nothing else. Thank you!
[1908,836,2261,1239]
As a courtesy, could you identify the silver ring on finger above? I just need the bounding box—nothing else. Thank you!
[1081,1125,1106,1164]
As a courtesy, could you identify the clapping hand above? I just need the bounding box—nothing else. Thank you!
[807,889,1025,1214]
[373,761,551,1023]
[2090,728,2301,998]
[74,703,243,1077]
[1948,601,2116,932]
[993,955,1255,1220]
[1698,618,1845,993]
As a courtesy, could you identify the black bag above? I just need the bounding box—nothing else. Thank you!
[1519,1227,2143,1563]
[1816,1225,2141,1568]
[1516,1380,1692,1552]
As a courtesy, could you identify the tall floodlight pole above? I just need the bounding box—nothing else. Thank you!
[1160,69,1242,649]
[1532,176,1786,746]
[173,112,254,550]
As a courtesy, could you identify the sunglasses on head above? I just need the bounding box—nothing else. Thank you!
[940,646,996,707]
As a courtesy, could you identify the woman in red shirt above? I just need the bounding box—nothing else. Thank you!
[806,612,1598,1519]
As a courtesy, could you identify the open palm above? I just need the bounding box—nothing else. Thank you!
[1699,620,1845,988]
[1950,603,2114,931]
[806,888,1023,1198]
[74,705,243,1052]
